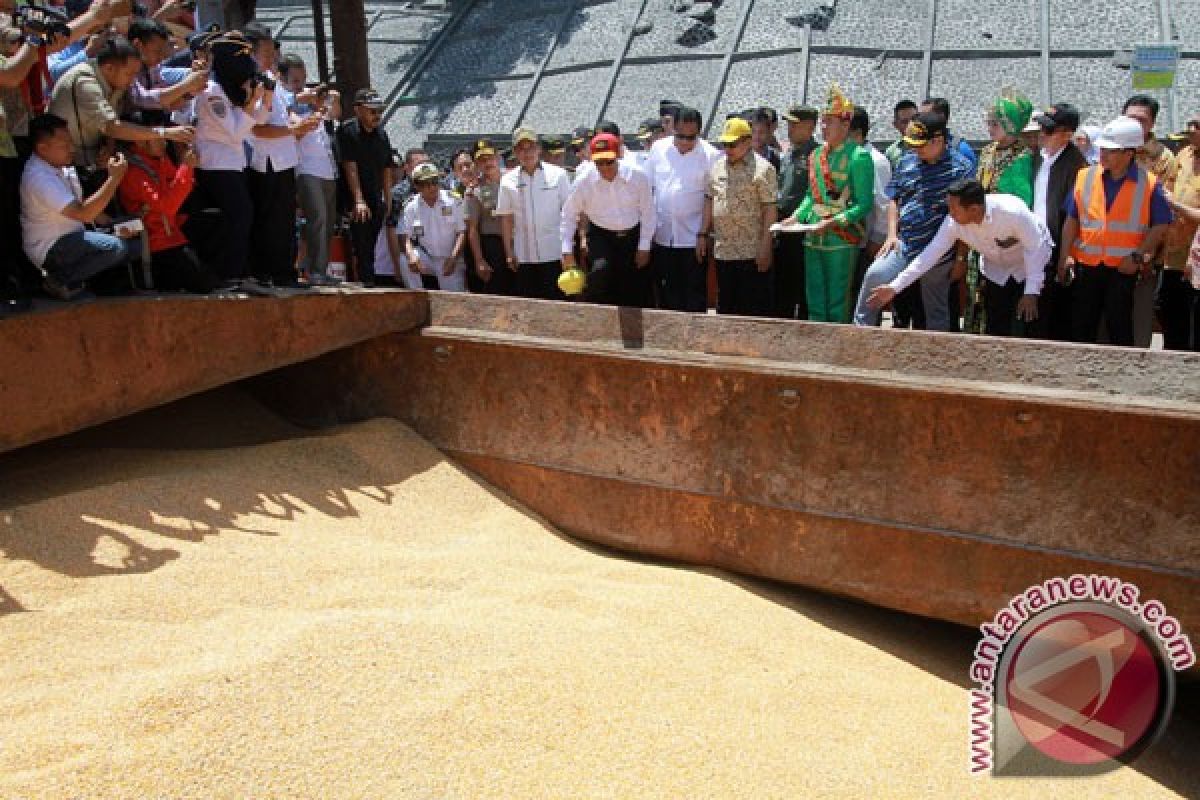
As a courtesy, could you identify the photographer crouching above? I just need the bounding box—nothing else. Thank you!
[20,113,138,299]
[116,109,219,293]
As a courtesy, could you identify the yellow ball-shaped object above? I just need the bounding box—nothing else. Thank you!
[557,268,587,296]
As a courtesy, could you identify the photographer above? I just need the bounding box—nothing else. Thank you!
[192,31,267,287]
[45,0,125,83]
[49,35,194,180]
[243,22,309,287]
[127,17,208,112]
[280,52,339,285]
[1,26,42,309]
[116,109,218,293]
[20,113,134,299]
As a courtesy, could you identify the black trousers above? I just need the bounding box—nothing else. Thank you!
[982,276,1025,337]
[149,245,219,294]
[773,233,807,319]
[517,260,563,300]
[247,164,298,284]
[348,202,384,285]
[1071,266,1137,346]
[1158,269,1199,351]
[892,282,925,329]
[716,258,773,317]
[1031,268,1074,341]
[478,233,516,296]
[195,168,253,281]
[0,155,28,299]
[586,222,652,307]
[654,244,707,312]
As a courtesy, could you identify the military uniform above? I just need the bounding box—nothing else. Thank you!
[775,104,818,318]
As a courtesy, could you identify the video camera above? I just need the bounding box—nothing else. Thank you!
[252,71,276,92]
[14,3,71,45]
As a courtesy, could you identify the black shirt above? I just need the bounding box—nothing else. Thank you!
[336,118,394,207]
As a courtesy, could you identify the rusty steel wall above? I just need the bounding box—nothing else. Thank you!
[252,293,1200,634]
[0,293,428,454]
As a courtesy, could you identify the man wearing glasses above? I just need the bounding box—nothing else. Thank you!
[699,117,779,317]
[337,87,395,287]
[1029,103,1088,340]
[560,133,655,306]
[644,105,720,311]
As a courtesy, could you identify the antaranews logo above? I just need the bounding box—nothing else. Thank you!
[967,574,1195,776]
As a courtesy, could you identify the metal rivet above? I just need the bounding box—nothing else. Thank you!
[433,345,452,363]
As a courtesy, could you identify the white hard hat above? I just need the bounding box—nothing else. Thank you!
[1094,115,1145,150]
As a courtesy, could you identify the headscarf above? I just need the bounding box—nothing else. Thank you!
[1076,125,1102,164]
[991,89,1033,138]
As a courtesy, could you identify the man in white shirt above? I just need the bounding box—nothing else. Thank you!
[20,113,131,298]
[572,121,643,182]
[644,106,720,311]
[401,162,467,292]
[866,179,1052,336]
[280,54,340,285]
[561,133,656,307]
[495,126,571,299]
[245,23,313,287]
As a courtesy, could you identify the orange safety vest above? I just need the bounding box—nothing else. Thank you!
[1069,165,1156,267]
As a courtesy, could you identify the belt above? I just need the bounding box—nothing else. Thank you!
[590,222,639,238]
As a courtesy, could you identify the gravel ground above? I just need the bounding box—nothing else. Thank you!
[933,0,1040,50]
[389,77,531,138]
[720,53,809,119]
[625,0,747,58]
[0,388,1196,797]
[604,59,724,129]
[814,0,929,49]
[806,53,925,141]
[550,2,628,70]
[1048,0,1160,49]
[521,67,612,133]
[368,12,451,41]
[740,0,818,53]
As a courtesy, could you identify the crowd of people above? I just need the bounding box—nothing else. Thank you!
[2,1,1198,351]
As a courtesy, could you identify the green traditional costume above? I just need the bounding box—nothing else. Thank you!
[793,84,875,323]
[965,89,1036,333]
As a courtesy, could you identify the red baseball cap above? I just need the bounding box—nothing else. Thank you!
[589,133,621,162]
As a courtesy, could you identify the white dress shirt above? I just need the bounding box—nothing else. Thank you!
[402,189,467,291]
[495,161,572,264]
[560,160,656,253]
[864,141,893,243]
[645,135,720,248]
[20,155,85,268]
[249,77,299,173]
[889,193,1053,296]
[1033,144,1065,223]
[195,81,264,171]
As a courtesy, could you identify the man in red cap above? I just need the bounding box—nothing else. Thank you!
[560,132,655,306]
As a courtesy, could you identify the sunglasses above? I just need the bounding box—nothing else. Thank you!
[674,133,698,141]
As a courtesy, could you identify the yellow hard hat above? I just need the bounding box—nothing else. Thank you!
[557,268,587,296]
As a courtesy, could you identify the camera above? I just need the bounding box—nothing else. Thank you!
[182,0,197,9]
[15,3,71,45]
[252,71,276,92]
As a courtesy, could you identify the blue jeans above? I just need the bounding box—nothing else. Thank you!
[42,230,129,286]
[853,245,955,331]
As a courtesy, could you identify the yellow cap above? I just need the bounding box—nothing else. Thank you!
[718,117,752,144]
[557,268,587,297]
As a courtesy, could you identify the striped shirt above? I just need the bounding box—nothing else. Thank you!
[887,148,974,255]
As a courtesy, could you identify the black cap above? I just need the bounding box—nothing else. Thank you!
[659,99,682,117]
[540,136,565,153]
[902,111,948,146]
[782,104,819,123]
[241,21,273,43]
[354,88,385,108]
[570,125,593,146]
[637,117,664,138]
[188,24,222,52]
[1036,102,1081,133]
